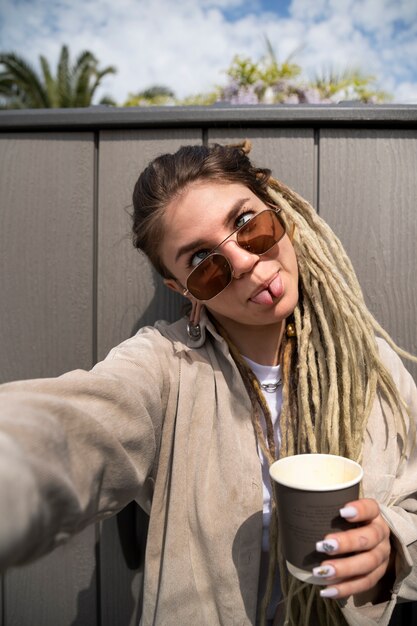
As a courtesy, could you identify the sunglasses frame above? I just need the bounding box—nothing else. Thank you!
[183,206,286,301]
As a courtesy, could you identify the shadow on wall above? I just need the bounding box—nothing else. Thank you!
[70,542,100,626]
[131,267,185,335]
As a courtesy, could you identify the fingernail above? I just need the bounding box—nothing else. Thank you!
[340,506,358,518]
[316,539,339,553]
[320,587,339,598]
[312,564,337,578]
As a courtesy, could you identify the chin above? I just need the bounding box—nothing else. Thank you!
[280,290,299,316]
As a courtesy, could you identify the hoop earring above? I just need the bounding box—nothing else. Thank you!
[187,300,203,340]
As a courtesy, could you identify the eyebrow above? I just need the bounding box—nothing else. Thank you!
[175,197,250,262]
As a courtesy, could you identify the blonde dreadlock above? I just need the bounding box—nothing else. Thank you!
[269,178,415,462]
[213,173,417,626]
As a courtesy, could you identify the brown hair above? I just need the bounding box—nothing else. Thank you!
[132,141,271,277]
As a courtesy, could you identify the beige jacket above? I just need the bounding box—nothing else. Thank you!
[0,313,416,625]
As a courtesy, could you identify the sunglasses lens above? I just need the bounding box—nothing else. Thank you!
[186,253,232,300]
[238,210,285,254]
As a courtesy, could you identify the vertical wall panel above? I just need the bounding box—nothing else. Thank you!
[319,130,417,380]
[207,128,316,206]
[4,527,97,626]
[97,129,201,626]
[0,133,94,381]
[97,129,202,361]
[0,133,97,624]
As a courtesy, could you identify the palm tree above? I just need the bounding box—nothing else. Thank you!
[0,44,116,109]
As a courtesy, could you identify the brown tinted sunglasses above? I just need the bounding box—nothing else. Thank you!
[183,208,286,301]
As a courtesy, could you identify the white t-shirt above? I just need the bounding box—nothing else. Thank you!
[243,356,282,550]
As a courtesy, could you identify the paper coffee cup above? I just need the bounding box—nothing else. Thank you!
[269,453,363,585]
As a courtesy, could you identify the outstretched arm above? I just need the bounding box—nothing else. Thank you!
[0,327,171,570]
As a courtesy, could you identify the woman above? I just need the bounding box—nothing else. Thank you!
[0,142,416,625]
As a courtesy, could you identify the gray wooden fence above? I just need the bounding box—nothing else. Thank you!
[0,105,416,625]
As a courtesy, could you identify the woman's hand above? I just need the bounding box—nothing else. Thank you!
[313,498,394,600]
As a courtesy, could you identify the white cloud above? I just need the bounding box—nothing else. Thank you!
[0,0,416,103]
[287,0,417,99]
[393,81,417,104]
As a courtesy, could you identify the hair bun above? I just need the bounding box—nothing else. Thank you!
[228,139,252,155]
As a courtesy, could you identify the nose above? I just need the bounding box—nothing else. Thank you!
[221,240,258,279]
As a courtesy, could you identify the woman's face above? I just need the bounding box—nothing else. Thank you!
[161,180,299,330]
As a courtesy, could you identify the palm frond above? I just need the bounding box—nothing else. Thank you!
[0,46,117,108]
[40,55,57,106]
[73,64,93,106]
[57,45,72,106]
[0,52,48,107]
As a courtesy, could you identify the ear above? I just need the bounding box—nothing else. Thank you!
[163,277,186,296]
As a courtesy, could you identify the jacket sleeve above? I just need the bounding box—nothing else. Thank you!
[0,326,172,571]
[342,339,417,626]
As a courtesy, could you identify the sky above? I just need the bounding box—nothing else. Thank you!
[1,0,417,104]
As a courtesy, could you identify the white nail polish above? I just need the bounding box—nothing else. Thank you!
[340,506,358,518]
[312,564,337,578]
[316,538,339,553]
[320,587,339,598]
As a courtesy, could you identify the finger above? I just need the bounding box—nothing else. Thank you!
[314,539,391,583]
[339,498,380,523]
[316,517,390,555]
[319,561,389,599]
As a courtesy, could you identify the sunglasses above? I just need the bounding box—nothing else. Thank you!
[183,207,286,301]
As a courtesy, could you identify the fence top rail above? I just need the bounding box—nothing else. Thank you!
[0,104,417,132]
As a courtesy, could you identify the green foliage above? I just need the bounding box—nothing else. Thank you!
[123,85,175,106]
[0,53,49,108]
[0,38,390,109]
[141,85,175,99]
[225,39,301,89]
[187,38,390,104]
[176,91,219,106]
[261,37,302,82]
[99,95,117,106]
[124,84,220,107]
[311,66,391,103]
[0,45,116,109]
[226,56,261,87]
[215,37,390,105]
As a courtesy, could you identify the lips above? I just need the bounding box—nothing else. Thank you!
[249,272,284,305]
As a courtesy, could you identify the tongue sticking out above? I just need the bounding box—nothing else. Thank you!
[250,289,274,305]
[269,273,283,298]
[250,273,283,305]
